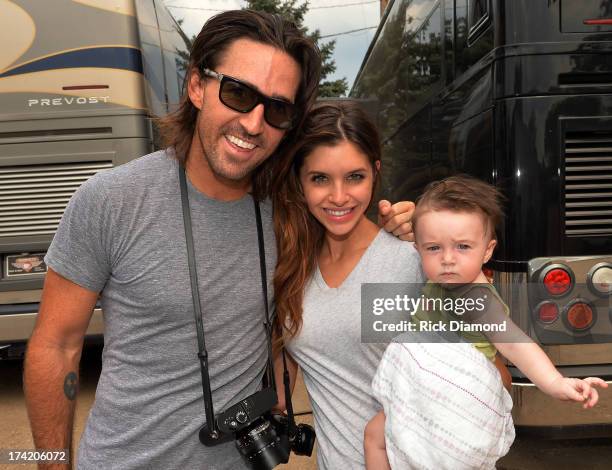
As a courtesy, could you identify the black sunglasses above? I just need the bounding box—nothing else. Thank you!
[201,68,296,130]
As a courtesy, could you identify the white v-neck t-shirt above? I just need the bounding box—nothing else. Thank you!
[285,230,423,469]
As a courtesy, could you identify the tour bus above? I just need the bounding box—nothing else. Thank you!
[0,0,189,357]
[352,0,612,433]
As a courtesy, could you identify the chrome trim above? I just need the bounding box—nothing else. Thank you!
[511,380,612,427]
[512,380,612,388]
[540,343,612,366]
[0,308,104,343]
[494,270,532,333]
[0,289,42,304]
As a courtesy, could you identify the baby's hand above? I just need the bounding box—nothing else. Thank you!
[548,376,608,408]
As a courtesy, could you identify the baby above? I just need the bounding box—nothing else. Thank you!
[364,175,608,469]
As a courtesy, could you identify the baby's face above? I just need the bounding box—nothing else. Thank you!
[415,209,496,284]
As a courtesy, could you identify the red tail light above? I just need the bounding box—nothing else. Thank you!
[62,85,110,90]
[583,19,612,25]
[565,301,594,330]
[537,302,559,324]
[542,267,572,295]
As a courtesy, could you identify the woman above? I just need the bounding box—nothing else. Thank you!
[272,102,424,469]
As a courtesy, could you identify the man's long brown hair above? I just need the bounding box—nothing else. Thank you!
[156,10,321,200]
[272,102,381,343]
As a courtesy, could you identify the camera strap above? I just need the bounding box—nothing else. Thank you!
[178,165,278,438]
[281,347,297,438]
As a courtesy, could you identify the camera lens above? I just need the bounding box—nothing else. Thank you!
[292,423,316,456]
[235,417,290,470]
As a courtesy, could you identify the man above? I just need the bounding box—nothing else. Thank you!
[24,10,412,470]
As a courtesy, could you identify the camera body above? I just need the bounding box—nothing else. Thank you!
[218,388,277,435]
[199,387,315,469]
[235,411,316,469]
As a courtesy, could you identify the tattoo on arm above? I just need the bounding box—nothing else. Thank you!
[63,372,78,400]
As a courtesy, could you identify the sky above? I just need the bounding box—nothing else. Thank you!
[162,0,384,92]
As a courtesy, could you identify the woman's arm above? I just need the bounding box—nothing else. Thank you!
[494,354,512,392]
[364,410,391,470]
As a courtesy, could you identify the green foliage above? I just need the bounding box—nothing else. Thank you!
[244,0,348,97]
[247,0,308,28]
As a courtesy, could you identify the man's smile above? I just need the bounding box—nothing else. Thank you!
[225,134,257,150]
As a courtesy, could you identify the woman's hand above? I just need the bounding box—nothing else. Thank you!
[378,200,415,241]
[364,411,391,470]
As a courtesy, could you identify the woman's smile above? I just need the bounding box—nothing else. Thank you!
[300,140,376,238]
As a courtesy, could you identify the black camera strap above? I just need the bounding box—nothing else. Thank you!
[252,190,276,393]
[178,165,278,439]
[281,348,297,438]
[179,166,217,435]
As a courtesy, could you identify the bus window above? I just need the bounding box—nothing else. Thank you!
[455,0,493,76]
[383,2,441,201]
[352,1,412,137]
[352,0,442,138]
[135,0,166,116]
[154,0,190,111]
[443,0,455,85]
[397,3,442,110]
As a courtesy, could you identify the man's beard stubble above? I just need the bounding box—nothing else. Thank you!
[199,122,269,182]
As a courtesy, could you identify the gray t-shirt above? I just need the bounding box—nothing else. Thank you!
[285,230,423,470]
[45,150,275,469]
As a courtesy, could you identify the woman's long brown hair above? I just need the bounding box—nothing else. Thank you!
[272,101,381,346]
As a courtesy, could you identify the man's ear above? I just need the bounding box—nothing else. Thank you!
[483,238,497,264]
[375,160,381,172]
[187,70,204,110]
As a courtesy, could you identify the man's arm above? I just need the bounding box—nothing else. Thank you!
[23,268,99,469]
[378,200,415,241]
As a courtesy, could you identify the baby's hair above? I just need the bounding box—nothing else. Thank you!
[413,175,504,239]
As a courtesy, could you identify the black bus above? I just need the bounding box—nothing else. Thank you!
[352,0,612,433]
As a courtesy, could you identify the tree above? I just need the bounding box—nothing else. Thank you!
[244,0,348,97]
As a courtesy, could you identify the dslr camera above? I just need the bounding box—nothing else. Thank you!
[200,387,315,469]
